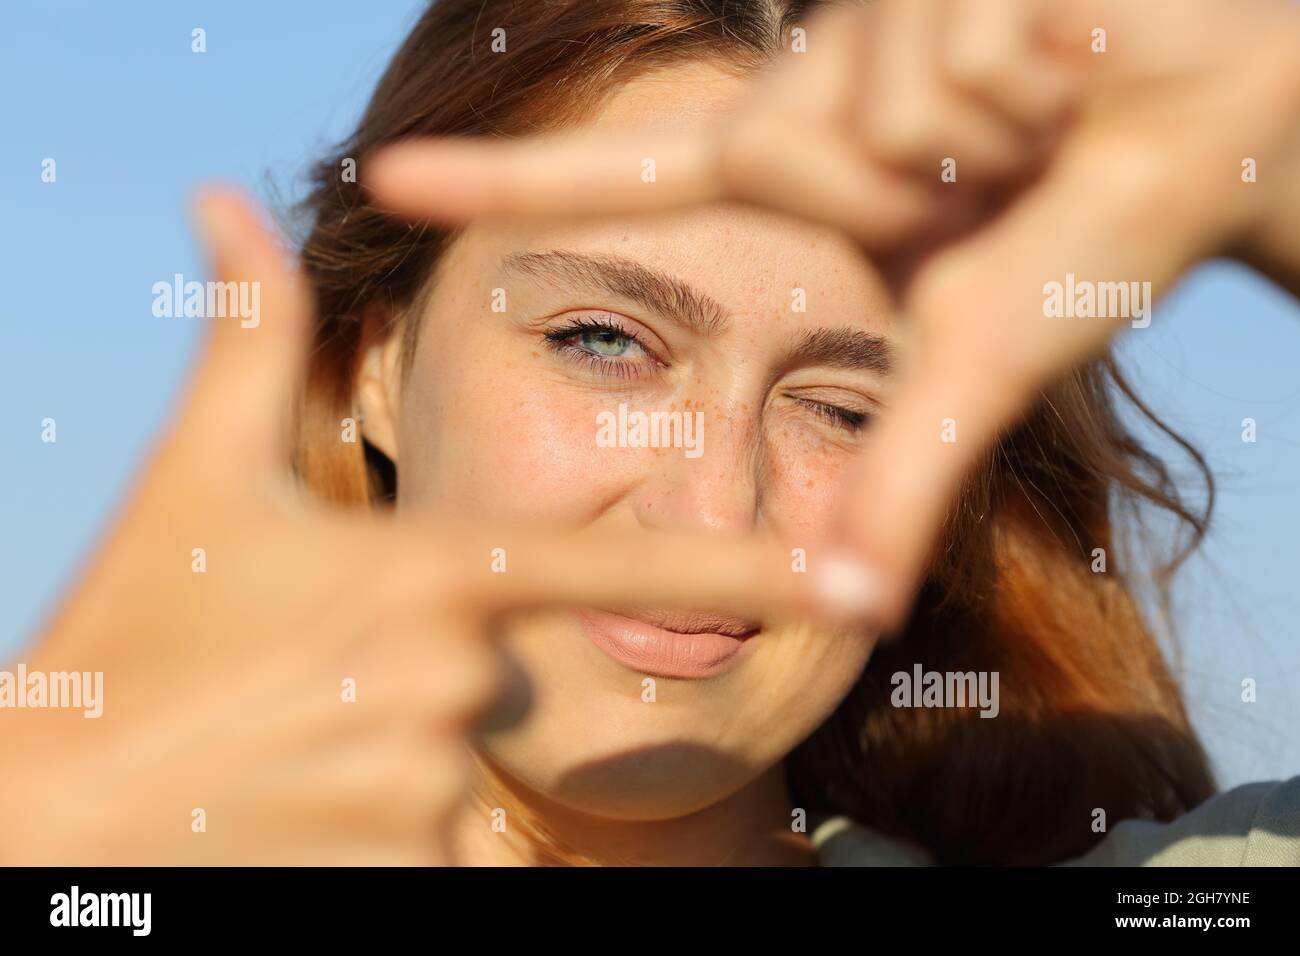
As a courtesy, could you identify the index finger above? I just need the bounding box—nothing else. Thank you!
[396,522,881,627]
[360,5,938,242]
[366,132,725,224]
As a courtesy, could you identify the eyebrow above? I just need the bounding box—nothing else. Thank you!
[503,249,893,374]
[502,250,730,337]
[780,327,894,375]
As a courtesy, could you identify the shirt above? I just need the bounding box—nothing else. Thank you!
[811,776,1300,866]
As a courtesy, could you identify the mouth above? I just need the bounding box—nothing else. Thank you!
[576,607,761,680]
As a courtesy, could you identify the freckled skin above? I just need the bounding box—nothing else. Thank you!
[378,63,896,825]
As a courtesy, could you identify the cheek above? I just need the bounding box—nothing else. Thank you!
[400,350,637,521]
[750,620,874,719]
[761,417,858,538]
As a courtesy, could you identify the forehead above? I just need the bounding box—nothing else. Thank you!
[438,62,895,332]
[586,60,752,134]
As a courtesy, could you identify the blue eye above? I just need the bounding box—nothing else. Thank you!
[577,326,639,358]
[542,315,658,380]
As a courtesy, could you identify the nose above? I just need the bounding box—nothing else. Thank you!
[630,403,763,536]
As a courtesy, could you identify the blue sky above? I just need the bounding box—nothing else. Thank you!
[2,0,1297,789]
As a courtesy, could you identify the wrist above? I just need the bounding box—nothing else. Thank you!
[0,680,113,864]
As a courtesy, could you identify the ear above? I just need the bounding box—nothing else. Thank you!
[355,304,405,463]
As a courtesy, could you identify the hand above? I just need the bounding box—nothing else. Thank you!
[0,190,818,865]
[366,0,1300,627]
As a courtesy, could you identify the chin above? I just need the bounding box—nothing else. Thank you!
[478,732,769,822]
[475,611,864,823]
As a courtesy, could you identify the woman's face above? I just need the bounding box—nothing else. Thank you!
[364,62,899,821]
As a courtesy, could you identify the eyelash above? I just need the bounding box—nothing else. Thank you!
[543,314,871,432]
[792,397,870,434]
[542,315,662,381]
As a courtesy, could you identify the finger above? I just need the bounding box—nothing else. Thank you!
[943,0,1079,130]
[366,133,724,223]
[288,732,472,840]
[342,623,506,726]
[179,186,312,483]
[757,1,865,123]
[841,148,1196,629]
[395,524,878,626]
[707,1,943,244]
[366,6,943,248]
[858,0,1035,181]
[367,124,941,250]
[837,340,1033,632]
[718,121,944,247]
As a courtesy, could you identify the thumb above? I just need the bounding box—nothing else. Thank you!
[177,186,313,488]
[839,343,1030,632]
[842,150,1192,630]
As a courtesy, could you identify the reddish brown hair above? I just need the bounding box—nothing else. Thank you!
[292,0,1215,865]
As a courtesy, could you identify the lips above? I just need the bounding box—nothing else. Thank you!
[577,607,760,680]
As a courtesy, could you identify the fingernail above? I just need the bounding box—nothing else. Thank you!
[812,552,881,620]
